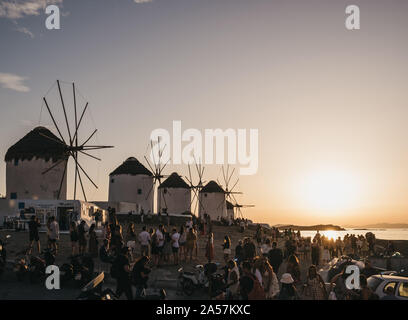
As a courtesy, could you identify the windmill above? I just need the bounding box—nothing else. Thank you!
[184,158,206,216]
[40,80,113,201]
[143,137,170,213]
[157,172,191,215]
[216,165,254,220]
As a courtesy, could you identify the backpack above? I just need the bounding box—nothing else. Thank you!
[247,274,266,300]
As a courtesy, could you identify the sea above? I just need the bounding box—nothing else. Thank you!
[300,228,408,241]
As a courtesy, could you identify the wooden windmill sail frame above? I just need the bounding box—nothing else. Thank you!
[41,80,114,201]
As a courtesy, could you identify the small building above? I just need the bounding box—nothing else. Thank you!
[157,172,191,215]
[108,157,154,213]
[5,126,68,200]
[198,180,226,221]
[0,199,107,229]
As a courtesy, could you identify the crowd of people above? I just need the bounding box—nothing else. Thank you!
[24,212,400,300]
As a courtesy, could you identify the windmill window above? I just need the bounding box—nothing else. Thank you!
[137,189,142,195]
[164,189,167,194]
[111,179,115,183]
[204,193,208,197]
[14,159,19,166]
[10,192,17,199]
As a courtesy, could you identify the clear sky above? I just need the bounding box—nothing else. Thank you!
[1,0,408,226]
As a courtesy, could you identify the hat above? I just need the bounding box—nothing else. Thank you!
[280,273,294,284]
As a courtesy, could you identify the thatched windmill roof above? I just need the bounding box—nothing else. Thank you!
[200,180,225,193]
[5,126,67,163]
[158,172,190,189]
[109,157,153,176]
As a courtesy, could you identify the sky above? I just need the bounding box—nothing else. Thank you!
[1,0,408,226]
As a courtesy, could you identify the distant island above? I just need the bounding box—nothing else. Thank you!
[344,223,408,229]
[274,224,345,231]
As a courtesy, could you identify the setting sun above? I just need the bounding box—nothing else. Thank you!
[300,169,360,212]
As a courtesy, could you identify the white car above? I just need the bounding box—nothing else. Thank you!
[367,275,408,300]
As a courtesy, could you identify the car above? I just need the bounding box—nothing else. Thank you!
[367,274,408,300]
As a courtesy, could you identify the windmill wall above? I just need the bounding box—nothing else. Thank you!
[6,158,67,200]
[108,174,154,213]
[198,192,226,221]
[157,187,191,214]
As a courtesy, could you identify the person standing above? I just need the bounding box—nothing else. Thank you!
[178,226,186,262]
[303,265,327,300]
[205,232,214,263]
[132,255,151,299]
[155,225,165,266]
[223,235,231,263]
[69,221,79,256]
[171,228,180,265]
[49,216,59,254]
[311,239,320,266]
[78,220,87,255]
[28,215,41,254]
[186,227,196,262]
[138,226,151,258]
[267,242,283,275]
[113,246,133,300]
[88,223,99,258]
[235,240,244,266]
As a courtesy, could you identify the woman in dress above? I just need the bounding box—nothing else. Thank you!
[185,228,196,262]
[303,265,327,300]
[205,232,214,263]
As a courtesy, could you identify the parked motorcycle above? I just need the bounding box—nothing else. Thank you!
[177,262,225,297]
[0,235,11,278]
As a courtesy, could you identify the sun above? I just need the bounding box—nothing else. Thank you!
[301,169,360,212]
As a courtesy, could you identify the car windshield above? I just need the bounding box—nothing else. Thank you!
[367,277,382,291]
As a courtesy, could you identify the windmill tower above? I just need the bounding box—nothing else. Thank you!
[198,180,226,221]
[157,172,191,215]
[5,126,68,200]
[108,157,154,213]
[5,80,113,201]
